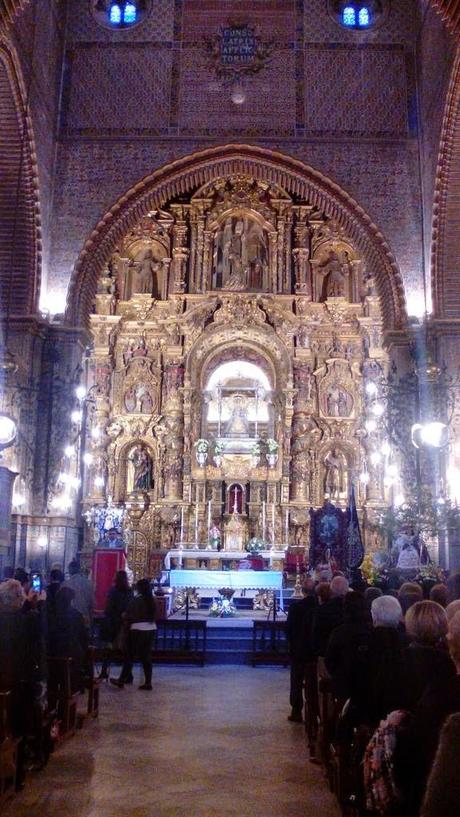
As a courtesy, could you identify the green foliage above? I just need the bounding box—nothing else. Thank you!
[371,489,460,544]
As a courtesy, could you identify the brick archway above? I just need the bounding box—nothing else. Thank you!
[0,38,41,317]
[66,144,407,331]
[431,45,460,319]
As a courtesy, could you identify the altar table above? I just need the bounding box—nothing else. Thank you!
[164,548,286,570]
[168,568,284,609]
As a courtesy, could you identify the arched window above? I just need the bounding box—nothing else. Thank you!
[329,1,385,31]
[92,1,150,30]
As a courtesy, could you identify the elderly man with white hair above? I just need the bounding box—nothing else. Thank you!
[349,594,407,727]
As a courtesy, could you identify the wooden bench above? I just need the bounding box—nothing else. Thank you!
[80,646,101,722]
[47,657,78,738]
[0,691,21,802]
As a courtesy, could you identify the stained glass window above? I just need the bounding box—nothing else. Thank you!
[340,3,372,29]
[124,2,137,23]
[342,6,356,26]
[109,3,122,24]
[358,7,371,26]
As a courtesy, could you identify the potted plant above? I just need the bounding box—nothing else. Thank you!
[265,438,279,467]
[212,439,224,467]
[195,438,209,466]
[250,440,262,467]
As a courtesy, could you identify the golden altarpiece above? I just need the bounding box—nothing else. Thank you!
[81,175,388,577]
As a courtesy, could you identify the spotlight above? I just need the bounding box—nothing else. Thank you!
[411,421,448,449]
[371,403,384,417]
[365,419,377,433]
[75,385,86,401]
[83,452,93,465]
[71,410,83,424]
[365,382,378,396]
[64,445,74,457]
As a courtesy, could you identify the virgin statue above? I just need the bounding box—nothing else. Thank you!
[223,393,250,438]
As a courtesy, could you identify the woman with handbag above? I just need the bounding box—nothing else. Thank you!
[110,579,157,690]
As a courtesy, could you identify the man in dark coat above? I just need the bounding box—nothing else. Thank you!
[312,575,349,657]
[286,580,317,722]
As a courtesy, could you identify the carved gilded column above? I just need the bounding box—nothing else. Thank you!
[161,360,185,500]
[269,232,278,293]
[293,207,313,296]
[202,230,213,293]
[169,205,189,294]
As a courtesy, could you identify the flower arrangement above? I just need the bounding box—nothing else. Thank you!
[250,441,262,456]
[266,438,279,454]
[209,598,236,618]
[213,439,224,456]
[246,537,265,554]
[415,564,446,585]
[195,439,209,453]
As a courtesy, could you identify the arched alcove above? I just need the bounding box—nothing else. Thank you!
[66,144,407,332]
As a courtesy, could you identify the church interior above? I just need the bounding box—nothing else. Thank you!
[1,1,460,816]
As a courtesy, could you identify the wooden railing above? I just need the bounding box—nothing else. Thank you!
[154,621,207,666]
[251,621,289,666]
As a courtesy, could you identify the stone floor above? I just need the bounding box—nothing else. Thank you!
[4,666,340,817]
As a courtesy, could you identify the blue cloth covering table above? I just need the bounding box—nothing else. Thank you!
[169,569,284,609]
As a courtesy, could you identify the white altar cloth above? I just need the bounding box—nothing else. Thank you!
[169,569,284,608]
[164,548,286,570]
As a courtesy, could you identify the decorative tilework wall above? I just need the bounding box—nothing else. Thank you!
[64,44,173,135]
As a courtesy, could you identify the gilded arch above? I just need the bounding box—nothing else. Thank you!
[66,144,407,331]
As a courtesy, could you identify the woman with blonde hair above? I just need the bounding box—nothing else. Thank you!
[395,610,460,817]
[403,600,454,710]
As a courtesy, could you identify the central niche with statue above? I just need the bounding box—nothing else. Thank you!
[82,168,389,578]
[203,360,273,456]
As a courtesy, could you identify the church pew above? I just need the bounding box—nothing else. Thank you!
[83,646,101,719]
[0,691,21,802]
[47,658,78,738]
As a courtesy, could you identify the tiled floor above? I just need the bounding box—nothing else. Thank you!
[3,666,340,817]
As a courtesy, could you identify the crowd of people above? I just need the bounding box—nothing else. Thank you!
[0,560,157,788]
[286,573,460,817]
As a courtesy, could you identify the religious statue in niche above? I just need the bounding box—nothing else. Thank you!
[123,336,148,365]
[124,383,154,414]
[323,448,347,498]
[212,216,268,290]
[128,446,154,492]
[128,248,163,299]
[323,384,353,418]
[317,249,352,301]
[224,393,250,437]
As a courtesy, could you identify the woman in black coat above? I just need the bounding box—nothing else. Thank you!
[99,570,133,679]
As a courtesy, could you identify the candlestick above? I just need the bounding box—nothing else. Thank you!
[194,503,199,545]
[262,500,266,542]
[180,506,184,545]
[285,507,289,546]
[271,503,275,546]
[207,498,211,533]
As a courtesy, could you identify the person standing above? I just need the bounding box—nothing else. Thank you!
[62,560,94,630]
[99,570,133,680]
[286,580,317,723]
[110,579,156,690]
